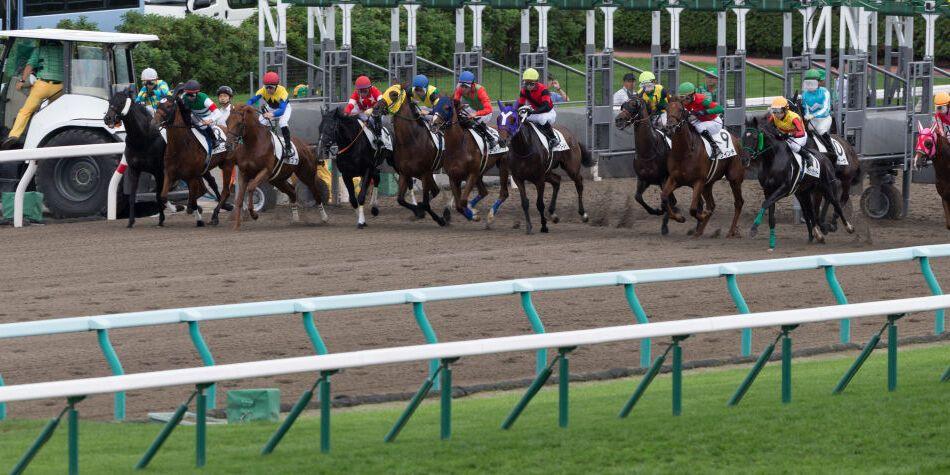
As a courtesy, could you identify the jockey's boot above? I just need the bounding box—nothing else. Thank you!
[281,126,294,158]
[539,122,558,151]
[819,133,834,154]
[201,127,217,154]
[700,130,721,159]
[369,116,383,149]
[475,121,496,150]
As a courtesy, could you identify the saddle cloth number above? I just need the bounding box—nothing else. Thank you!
[794,152,821,178]
[814,136,848,166]
[702,130,738,160]
[270,131,299,165]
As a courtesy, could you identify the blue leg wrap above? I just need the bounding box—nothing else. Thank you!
[491,199,504,214]
[469,194,485,208]
[463,207,474,220]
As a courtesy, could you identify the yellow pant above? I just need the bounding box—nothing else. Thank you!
[9,79,63,139]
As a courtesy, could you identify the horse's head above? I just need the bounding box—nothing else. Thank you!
[316,105,340,157]
[663,98,688,135]
[495,101,520,147]
[430,97,455,130]
[741,115,764,159]
[914,121,939,169]
[152,94,182,130]
[104,86,137,129]
[615,96,645,130]
[224,103,255,151]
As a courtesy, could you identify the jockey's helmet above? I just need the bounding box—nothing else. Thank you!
[677,82,696,96]
[217,86,234,97]
[522,68,539,82]
[412,74,429,90]
[355,76,372,90]
[141,68,158,82]
[263,71,280,86]
[182,79,201,93]
[458,70,475,86]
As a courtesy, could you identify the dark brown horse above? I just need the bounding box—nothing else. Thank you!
[614,96,678,234]
[430,97,510,224]
[224,104,329,230]
[661,99,746,237]
[372,89,447,226]
[913,122,950,229]
[495,102,594,234]
[152,95,234,226]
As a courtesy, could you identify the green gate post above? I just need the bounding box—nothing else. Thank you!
[320,370,333,453]
[502,348,575,430]
[195,383,211,468]
[94,327,126,421]
[440,358,458,440]
[301,311,330,355]
[558,347,573,428]
[823,265,850,344]
[781,325,796,404]
[619,345,673,418]
[671,336,688,416]
[622,281,652,368]
[517,287,548,376]
[385,367,443,442]
[725,274,752,357]
[136,391,198,469]
[918,257,945,335]
[887,314,903,392]
[833,315,903,395]
[408,297,440,389]
[942,366,950,383]
[728,339,777,406]
[0,372,5,421]
[187,321,216,410]
[67,396,84,475]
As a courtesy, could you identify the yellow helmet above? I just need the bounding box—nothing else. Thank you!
[936,92,950,107]
[522,68,539,81]
[770,96,789,109]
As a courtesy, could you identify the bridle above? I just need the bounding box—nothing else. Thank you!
[153,97,190,130]
[742,126,774,160]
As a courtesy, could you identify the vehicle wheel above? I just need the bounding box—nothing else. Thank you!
[860,184,900,220]
[250,182,277,213]
[36,129,119,218]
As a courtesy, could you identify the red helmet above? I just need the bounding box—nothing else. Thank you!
[263,71,280,86]
[355,75,371,89]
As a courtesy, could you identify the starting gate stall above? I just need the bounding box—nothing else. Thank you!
[453,2,486,83]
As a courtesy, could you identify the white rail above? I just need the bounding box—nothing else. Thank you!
[0,143,126,227]
[0,294,946,404]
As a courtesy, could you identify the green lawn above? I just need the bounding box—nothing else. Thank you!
[2,344,948,474]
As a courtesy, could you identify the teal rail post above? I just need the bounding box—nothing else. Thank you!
[516,283,547,375]
[728,325,797,406]
[501,347,575,430]
[887,314,901,392]
[619,341,675,418]
[301,311,330,355]
[10,396,83,475]
[671,336,687,416]
[262,370,336,455]
[823,265,850,344]
[385,366,443,442]
[0,372,5,421]
[136,389,198,469]
[942,365,950,383]
[440,358,457,440]
[94,327,126,421]
[781,325,796,403]
[558,347,571,428]
[67,396,83,475]
[724,273,752,357]
[621,280,651,368]
[918,256,945,335]
[833,314,903,394]
[407,295,440,388]
[187,321,216,410]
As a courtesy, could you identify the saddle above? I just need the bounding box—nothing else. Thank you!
[698,130,738,160]
[359,120,394,152]
[812,135,848,166]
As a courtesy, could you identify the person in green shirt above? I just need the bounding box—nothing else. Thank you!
[4,40,65,148]
[696,66,718,103]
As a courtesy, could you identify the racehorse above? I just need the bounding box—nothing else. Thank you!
[912,122,950,229]
[225,104,329,230]
[317,105,384,228]
[105,88,230,227]
[152,94,234,226]
[742,115,853,247]
[431,97,509,224]
[373,88,448,226]
[662,99,746,238]
[495,102,594,234]
[614,96,678,234]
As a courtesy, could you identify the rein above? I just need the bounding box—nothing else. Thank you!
[743,127,774,160]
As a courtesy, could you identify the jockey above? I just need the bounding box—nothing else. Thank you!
[518,68,557,150]
[135,68,170,115]
[215,85,233,127]
[695,67,718,102]
[247,71,294,158]
[343,75,382,119]
[801,69,833,148]
[677,82,724,158]
[410,74,440,122]
[935,91,950,138]
[180,79,222,153]
[453,70,495,149]
[636,71,669,127]
[767,96,815,169]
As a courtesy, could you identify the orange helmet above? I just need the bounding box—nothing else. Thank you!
[263,71,280,86]
[935,92,950,107]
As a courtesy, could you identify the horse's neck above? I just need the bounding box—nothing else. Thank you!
[124,108,155,147]
[633,120,661,157]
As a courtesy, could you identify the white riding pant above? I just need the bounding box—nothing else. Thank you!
[690,116,723,136]
[786,135,808,153]
[259,104,292,128]
[652,111,667,128]
[526,109,556,126]
[809,116,832,135]
[460,105,491,124]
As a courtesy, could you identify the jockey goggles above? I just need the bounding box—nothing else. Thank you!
[144,80,156,87]
[937,105,948,113]
[523,80,537,88]
[770,107,786,115]
[457,81,472,89]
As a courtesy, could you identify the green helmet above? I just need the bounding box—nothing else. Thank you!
[638,71,656,84]
[705,67,718,77]
[677,82,696,95]
[804,69,821,80]
[817,69,826,81]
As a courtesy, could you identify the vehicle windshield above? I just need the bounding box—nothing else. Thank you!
[71,45,110,99]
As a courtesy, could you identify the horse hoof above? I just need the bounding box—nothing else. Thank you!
[443,208,452,223]
[549,213,560,224]
[473,214,482,222]
[673,216,686,224]
[487,211,495,225]
[414,210,426,219]
[126,222,134,229]
[371,206,379,217]
[175,204,185,212]
[196,220,205,227]
[581,212,589,223]
[221,203,234,212]
[686,229,695,236]
[661,225,669,236]
[845,223,855,234]
[750,227,758,238]
[250,211,259,221]
[210,217,219,226]
[357,222,366,229]
[709,229,722,238]
[540,226,549,233]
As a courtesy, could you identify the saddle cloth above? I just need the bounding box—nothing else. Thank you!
[359,121,394,151]
[269,131,299,166]
[158,126,227,158]
[793,151,821,178]
[814,136,848,166]
[701,130,738,160]
[468,127,508,157]
[531,124,570,154]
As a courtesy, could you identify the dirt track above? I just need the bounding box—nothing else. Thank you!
[0,177,947,420]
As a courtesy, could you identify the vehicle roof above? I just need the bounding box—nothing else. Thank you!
[0,29,158,43]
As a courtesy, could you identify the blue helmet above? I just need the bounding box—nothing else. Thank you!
[412,74,429,89]
[458,70,475,84]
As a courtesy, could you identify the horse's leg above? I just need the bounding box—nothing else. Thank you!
[798,190,823,243]
[517,177,533,235]
[488,158,511,227]
[660,176,686,225]
[943,199,950,230]
[559,156,587,222]
[535,178,549,233]
[821,180,854,234]
[450,175,468,220]
[635,179,661,216]
[395,173,422,219]
[751,184,792,238]
[159,167,175,227]
[245,167,270,222]
[187,178,205,227]
[460,174,481,221]
[153,168,167,227]
[211,161,234,226]
[421,174,448,227]
[545,173,561,223]
[687,181,706,237]
[126,168,140,228]
[695,185,716,237]
[231,169,247,230]
[472,177,489,216]
[354,167,374,228]
[370,169,381,217]
[726,178,744,238]
[271,178,300,223]
[768,203,777,250]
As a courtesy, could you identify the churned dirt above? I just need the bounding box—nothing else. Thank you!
[0,176,947,420]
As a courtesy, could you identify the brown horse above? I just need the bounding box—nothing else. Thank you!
[372,89,448,226]
[152,95,234,226]
[224,104,329,230]
[495,102,594,234]
[614,96,678,235]
[430,97,510,225]
[661,99,746,237]
[913,122,950,229]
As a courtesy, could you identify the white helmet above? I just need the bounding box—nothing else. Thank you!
[140,68,158,81]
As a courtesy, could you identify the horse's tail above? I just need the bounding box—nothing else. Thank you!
[580,142,595,168]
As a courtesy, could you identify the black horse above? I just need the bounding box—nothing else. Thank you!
[103,88,229,228]
[742,115,853,247]
[317,105,384,228]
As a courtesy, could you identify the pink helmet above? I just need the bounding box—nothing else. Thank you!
[263,71,280,86]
